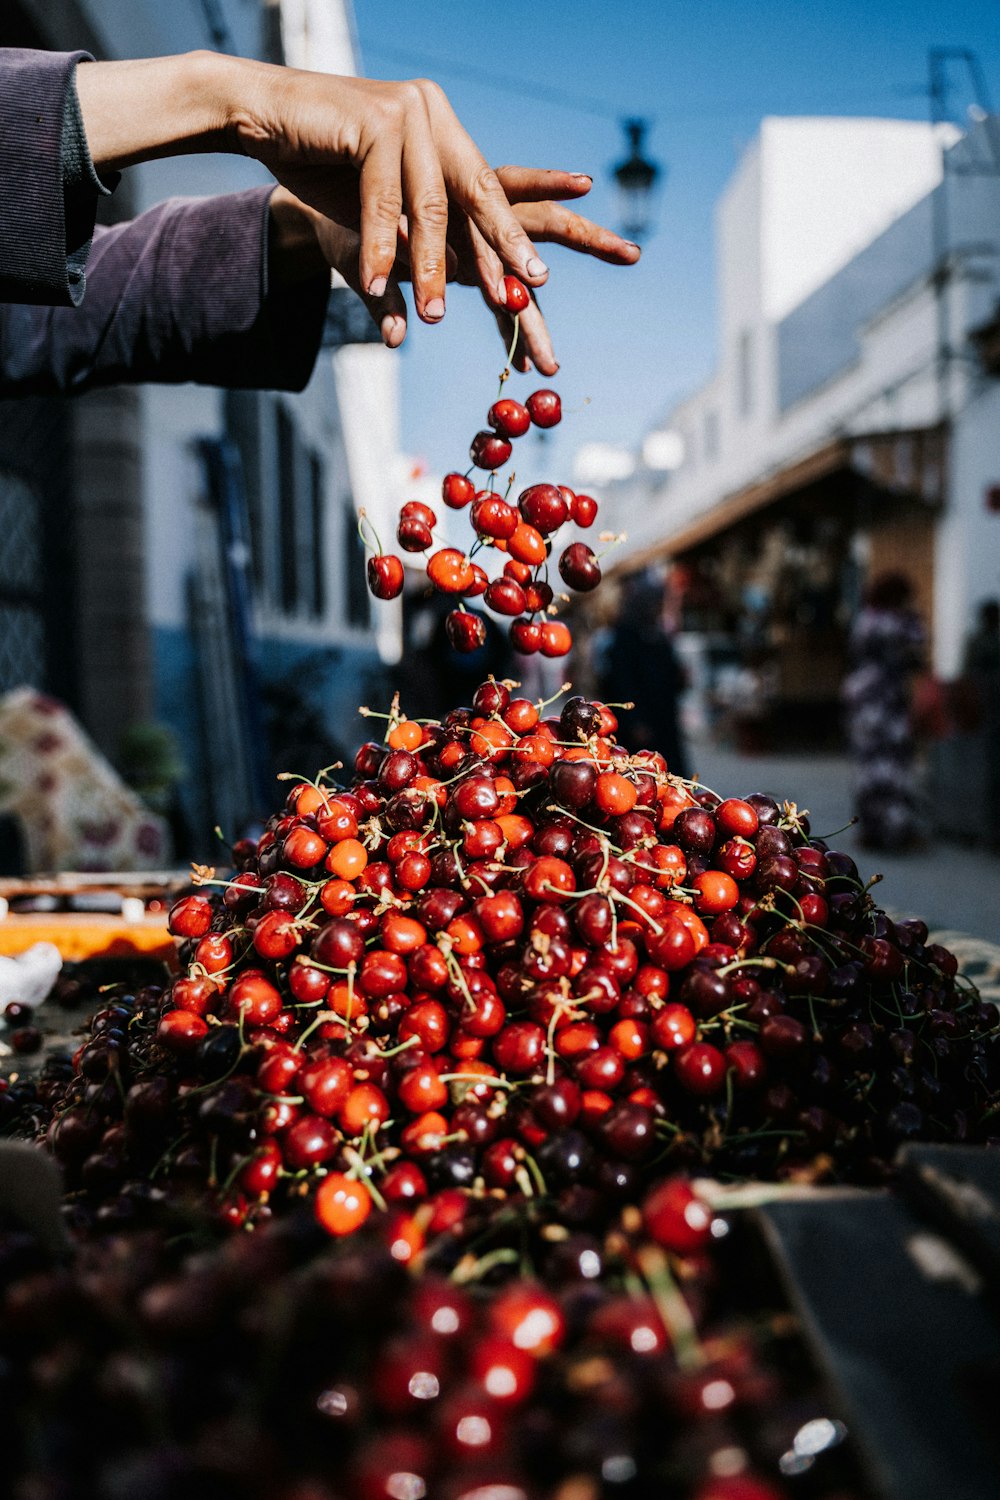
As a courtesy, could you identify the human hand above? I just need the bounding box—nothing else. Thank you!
[281,170,640,371]
[450,167,641,374]
[233,69,554,326]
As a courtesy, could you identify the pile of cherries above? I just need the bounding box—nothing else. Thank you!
[0,1137,867,1500]
[15,675,994,1248]
[366,276,601,658]
[4,675,996,1498]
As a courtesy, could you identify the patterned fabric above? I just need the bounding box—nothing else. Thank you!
[0,688,167,872]
[842,606,926,850]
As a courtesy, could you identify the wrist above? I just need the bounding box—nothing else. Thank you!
[75,50,246,171]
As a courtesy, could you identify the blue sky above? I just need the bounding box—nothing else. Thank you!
[352,0,1000,484]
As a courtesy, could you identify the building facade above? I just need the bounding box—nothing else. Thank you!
[0,0,401,852]
[597,115,1000,745]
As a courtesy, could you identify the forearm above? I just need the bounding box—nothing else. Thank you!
[0,190,328,397]
[73,50,246,171]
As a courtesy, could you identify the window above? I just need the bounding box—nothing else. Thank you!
[704,408,719,461]
[737,329,754,418]
[224,392,266,592]
[307,453,326,619]
[343,504,370,628]
[277,405,298,613]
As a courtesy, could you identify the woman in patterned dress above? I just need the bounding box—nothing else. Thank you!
[842,572,926,851]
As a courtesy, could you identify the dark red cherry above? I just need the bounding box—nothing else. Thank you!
[526,389,562,428]
[367,554,404,600]
[470,430,513,471]
[558,542,601,591]
[488,398,530,439]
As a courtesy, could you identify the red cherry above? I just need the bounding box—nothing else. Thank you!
[716,798,760,838]
[226,973,283,1028]
[642,1176,714,1253]
[572,492,598,526]
[558,541,601,591]
[367,554,404,600]
[427,549,474,594]
[446,609,487,652]
[485,578,527,617]
[692,869,740,914]
[510,618,542,653]
[508,522,547,567]
[488,397,531,439]
[442,472,474,508]
[726,1039,767,1089]
[252,910,300,961]
[504,558,533,585]
[502,274,531,313]
[401,499,437,527]
[651,1003,697,1051]
[539,620,572,657]
[526,388,562,428]
[488,1283,565,1355]
[471,494,518,539]
[156,1008,208,1054]
[168,894,213,938]
[519,484,569,534]
[674,1041,727,1095]
[470,430,513,471]
[282,824,328,869]
[523,580,554,612]
[397,516,432,552]
[466,563,489,597]
[314,1171,372,1235]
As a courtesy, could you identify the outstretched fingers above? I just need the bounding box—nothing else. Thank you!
[315,218,408,347]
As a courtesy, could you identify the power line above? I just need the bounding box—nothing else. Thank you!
[362,40,933,124]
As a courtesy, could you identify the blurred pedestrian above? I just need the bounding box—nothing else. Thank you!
[963,599,1000,846]
[599,574,690,778]
[842,571,926,851]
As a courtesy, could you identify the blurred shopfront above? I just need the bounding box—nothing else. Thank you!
[634,427,945,749]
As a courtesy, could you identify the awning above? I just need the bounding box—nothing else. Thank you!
[617,425,947,573]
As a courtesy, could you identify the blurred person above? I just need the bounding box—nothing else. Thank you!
[0,49,640,394]
[963,599,1000,846]
[599,573,690,778]
[841,571,926,851]
[405,598,511,723]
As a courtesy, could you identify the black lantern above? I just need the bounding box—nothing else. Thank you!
[613,119,661,242]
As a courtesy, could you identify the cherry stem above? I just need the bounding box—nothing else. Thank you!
[356,508,383,556]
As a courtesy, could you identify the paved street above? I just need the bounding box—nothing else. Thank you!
[689,740,1000,947]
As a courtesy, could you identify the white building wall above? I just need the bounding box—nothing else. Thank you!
[602,115,1000,678]
[71,0,401,665]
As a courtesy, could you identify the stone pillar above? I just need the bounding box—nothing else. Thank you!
[72,388,152,757]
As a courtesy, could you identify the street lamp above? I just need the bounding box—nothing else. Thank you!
[613,119,662,242]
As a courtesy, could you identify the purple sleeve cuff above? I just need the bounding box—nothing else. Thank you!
[0,187,330,395]
[0,48,103,306]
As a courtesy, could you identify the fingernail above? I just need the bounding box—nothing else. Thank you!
[525,257,548,279]
[369,275,388,297]
[381,314,405,347]
[625,241,640,251]
[497,280,507,306]
[574,173,593,184]
[424,297,445,321]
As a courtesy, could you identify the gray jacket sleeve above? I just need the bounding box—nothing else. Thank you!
[0,188,330,395]
[0,48,107,306]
